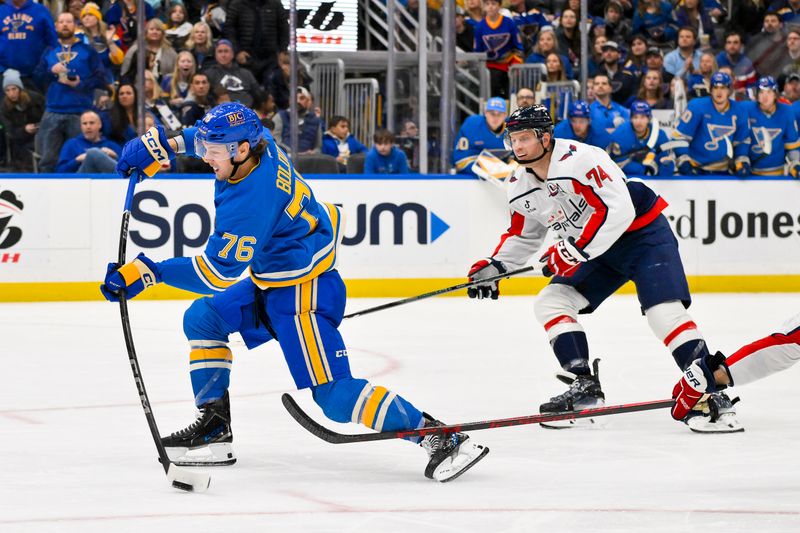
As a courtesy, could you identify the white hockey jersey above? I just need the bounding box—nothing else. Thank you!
[492,138,668,269]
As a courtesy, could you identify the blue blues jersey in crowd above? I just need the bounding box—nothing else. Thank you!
[0,0,58,78]
[473,16,523,68]
[511,8,549,53]
[609,121,676,176]
[34,38,108,113]
[631,1,677,42]
[553,118,613,150]
[453,114,506,174]
[590,100,630,132]
[740,101,800,175]
[672,96,750,171]
[770,0,800,25]
[156,130,343,294]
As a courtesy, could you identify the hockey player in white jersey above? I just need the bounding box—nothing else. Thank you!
[467,104,742,432]
[672,313,800,421]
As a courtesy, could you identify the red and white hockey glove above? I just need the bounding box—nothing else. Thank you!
[671,351,731,420]
[467,258,507,300]
[539,237,588,278]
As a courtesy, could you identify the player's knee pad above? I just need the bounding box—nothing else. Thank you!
[534,284,589,337]
[183,297,228,341]
[311,377,370,424]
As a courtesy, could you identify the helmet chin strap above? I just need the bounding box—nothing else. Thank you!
[223,143,251,180]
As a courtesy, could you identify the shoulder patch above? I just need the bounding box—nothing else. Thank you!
[559,144,578,161]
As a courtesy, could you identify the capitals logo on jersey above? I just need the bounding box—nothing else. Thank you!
[704,122,736,151]
[559,144,577,161]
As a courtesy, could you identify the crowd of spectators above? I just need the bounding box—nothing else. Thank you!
[0,0,417,174]
[5,0,800,176]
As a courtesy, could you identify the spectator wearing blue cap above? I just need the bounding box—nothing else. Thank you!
[609,101,676,176]
[589,73,631,133]
[0,0,58,84]
[740,76,800,177]
[552,100,613,150]
[453,97,509,175]
[672,71,752,175]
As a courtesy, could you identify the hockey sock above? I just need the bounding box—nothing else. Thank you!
[312,377,424,436]
[184,298,235,406]
[646,301,710,370]
[551,331,591,375]
[188,341,232,405]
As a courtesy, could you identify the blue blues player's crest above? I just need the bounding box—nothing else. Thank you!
[10,18,24,31]
[704,123,736,151]
[751,127,782,154]
[483,33,511,55]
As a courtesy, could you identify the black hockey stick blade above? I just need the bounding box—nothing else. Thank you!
[342,265,537,320]
[282,393,674,444]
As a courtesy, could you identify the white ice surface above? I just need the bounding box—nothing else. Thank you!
[1,294,799,532]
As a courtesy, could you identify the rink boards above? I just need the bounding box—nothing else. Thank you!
[0,173,798,301]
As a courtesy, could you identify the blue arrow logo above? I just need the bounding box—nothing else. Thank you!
[430,211,450,243]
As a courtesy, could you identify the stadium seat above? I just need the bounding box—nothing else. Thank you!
[346,152,367,174]
[294,153,340,174]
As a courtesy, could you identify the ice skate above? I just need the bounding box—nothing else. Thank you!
[419,416,489,482]
[161,391,236,466]
[682,391,744,434]
[540,359,605,429]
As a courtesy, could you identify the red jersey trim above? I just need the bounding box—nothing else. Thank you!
[570,180,608,251]
[493,211,526,256]
[627,196,668,232]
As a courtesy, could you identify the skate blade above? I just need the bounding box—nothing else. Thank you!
[686,412,745,434]
[164,442,237,466]
[434,443,490,483]
[540,416,606,429]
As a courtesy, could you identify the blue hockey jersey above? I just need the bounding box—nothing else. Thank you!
[453,114,507,174]
[609,121,676,176]
[156,130,343,293]
[553,119,613,151]
[740,101,800,175]
[473,16,523,69]
[672,96,750,171]
[0,0,58,77]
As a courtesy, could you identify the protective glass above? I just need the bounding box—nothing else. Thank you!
[195,139,238,160]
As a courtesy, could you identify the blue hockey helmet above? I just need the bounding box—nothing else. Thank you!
[757,75,778,93]
[195,102,263,159]
[630,100,652,118]
[568,100,591,119]
[710,71,732,89]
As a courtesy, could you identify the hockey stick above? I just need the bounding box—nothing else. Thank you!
[116,171,210,493]
[342,265,537,319]
[281,393,674,444]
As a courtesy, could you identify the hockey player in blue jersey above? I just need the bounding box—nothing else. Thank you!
[453,97,508,175]
[552,100,613,151]
[467,104,742,433]
[740,76,800,177]
[609,101,676,176]
[672,71,752,175]
[99,102,489,482]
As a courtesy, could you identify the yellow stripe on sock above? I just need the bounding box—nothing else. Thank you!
[361,387,389,429]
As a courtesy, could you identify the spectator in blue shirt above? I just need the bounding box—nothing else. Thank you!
[589,73,630,132]
[55,109,121,173]
[716,30,757,99]
[632,0,678,44]
[0,0,58,84]
[322,116,367,172]
[34,11,108,173]
[664,27,703,82]
[364,129,410,174]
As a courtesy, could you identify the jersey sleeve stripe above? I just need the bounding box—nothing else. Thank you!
[492,211,526,256]
[726,331,800,367]
[193,255,238,290]
[570,180,608,251]
[455,155,478,171]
